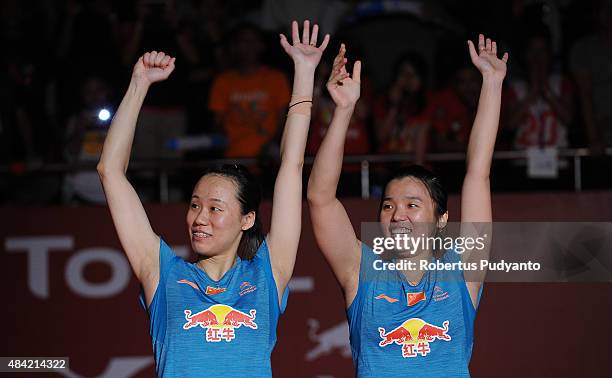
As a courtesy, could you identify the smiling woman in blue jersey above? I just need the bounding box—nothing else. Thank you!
[97,20,330,377]
[307,35,508,377]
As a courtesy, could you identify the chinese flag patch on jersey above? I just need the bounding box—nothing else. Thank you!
[407,292,426,306]
[206,286,227,295]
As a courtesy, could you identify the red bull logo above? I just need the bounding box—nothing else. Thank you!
[378,318,451,358]
[183,304,257,342]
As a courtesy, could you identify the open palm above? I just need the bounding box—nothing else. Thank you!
[132,51,176,85]
[280,20,330,71]
[468,34,508,81]
[326,44,361,109]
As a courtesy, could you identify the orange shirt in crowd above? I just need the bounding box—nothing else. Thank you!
[307,78,374,157]
[209,66,290,157]
[307,96,371,173]
[429,88,475,149]
[373,93,433,154]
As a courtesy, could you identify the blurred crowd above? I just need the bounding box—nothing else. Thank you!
[1,0,611,205]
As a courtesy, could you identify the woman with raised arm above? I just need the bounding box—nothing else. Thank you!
[97,20,329,377]
[308,35,507,377]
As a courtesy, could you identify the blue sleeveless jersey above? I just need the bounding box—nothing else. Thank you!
[347,244,479,377]
[142,238,288,377]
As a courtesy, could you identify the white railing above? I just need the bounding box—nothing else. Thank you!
[2,148,610,202]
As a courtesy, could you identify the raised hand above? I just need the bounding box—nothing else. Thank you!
[132,51,176,86]
[280,20,330,71]
[326,44,361,109]
[468,34,508,82]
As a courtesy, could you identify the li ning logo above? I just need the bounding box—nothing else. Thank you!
[433,286,449,302]
[239,281,257,296]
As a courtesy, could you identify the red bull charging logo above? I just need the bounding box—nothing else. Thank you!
[183,304,257,342]
[378,318,451,358]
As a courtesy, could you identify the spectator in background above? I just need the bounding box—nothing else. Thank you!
[374,53,431,165]
[57,0,122,121]
[426,56,484,192]
[307,54,373,196]
[506,30,574,149]
[175,0,231,199]
[182,0,230,142]
[117,0,202,202]
[307,54,372,157]
[62,76,113,205]
[121,0,200,162]
[1,54,43,165]
[570,0,612,152]
[430,61,481,153]
[0,38,62,205]
[209,23,290,158]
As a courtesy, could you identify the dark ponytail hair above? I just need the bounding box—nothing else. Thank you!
[202,164,264,260]
[379,165,448,220]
